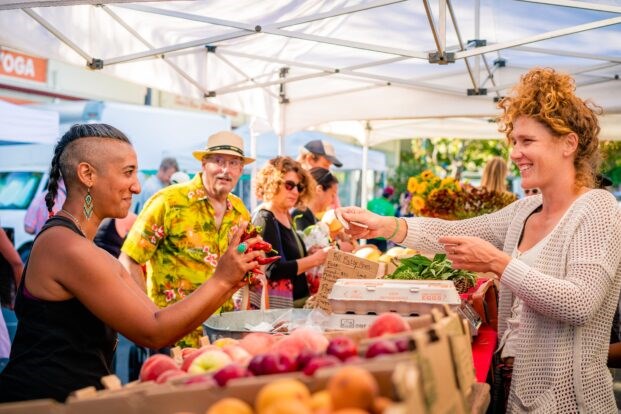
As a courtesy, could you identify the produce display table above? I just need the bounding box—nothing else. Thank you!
[471,324,497,383]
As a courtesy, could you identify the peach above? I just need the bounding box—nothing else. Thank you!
[222,344,252,365]
[155,368,186,384]
[367,313,411,338]
[213,337,239,348]
[139,354,179,382]
[309,390,332,412]
[328,366,379,411]
[239,332,278,356]
[206,397,253,414]
[262,399,312,414]
[255,379,311,414]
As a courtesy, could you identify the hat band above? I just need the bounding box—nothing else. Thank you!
[206,144,244,157]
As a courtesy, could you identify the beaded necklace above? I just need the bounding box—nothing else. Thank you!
[59,209,84,235]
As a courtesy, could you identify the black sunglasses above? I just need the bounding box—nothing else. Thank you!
[284,180,305,192]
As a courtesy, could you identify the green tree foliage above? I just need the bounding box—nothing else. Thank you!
[600,141,621,187]
[388,138,511,196]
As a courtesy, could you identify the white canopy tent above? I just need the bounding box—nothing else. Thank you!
[0,0,619,202]
[0,99,59,144]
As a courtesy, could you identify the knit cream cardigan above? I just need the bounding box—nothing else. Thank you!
[402,189,621,413]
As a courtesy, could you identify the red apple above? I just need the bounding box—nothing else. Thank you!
[393,337,413,353]
[296,349,322,370]
[212,363,254,387]
[302,355,341,376]
[365,339,399,359]
[155,368,186,384]
[248,352,297,376]
[187,349,232,374]
[326,336,358,361]
[367,313,411,338]
[139,354,179,382]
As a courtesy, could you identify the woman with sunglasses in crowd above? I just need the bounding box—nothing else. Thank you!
[251,157,331,308]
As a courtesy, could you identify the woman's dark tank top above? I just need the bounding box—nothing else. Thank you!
[0,216,118,402]
[94,218,124,258]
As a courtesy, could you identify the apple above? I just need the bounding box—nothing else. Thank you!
[394,337,413,353]
[139,354,179,382]
[303,355,341,376]
[180,345,219,371]
[326,336,358,361]
[187,349,232,374]
[296,349,322,370]
[248,352,298,376]
[212,363,254,387]
[365,339,399,359]
[155,368,186,384]
[367,312,411,338]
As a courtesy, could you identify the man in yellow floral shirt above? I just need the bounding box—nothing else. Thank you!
[120,131,253,347]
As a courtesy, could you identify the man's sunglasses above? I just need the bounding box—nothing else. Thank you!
[284,180,305,192]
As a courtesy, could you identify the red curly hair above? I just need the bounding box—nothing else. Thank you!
[497,67,602,189]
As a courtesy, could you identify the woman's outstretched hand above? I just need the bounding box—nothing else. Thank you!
[337,206,385,239]
[214,222,263,289]
[439,235,511,276]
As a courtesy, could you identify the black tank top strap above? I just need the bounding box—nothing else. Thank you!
[39,215,84,238]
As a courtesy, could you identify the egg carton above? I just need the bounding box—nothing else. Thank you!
[328,278,461,316]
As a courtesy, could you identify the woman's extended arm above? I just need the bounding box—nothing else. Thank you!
[41,226,261,349]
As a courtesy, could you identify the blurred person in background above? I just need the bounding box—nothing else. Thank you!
[481,156,512,194]
[297,139,343,170]
[292,167,339,230]
[292,167,356,252]
[250,157,331,309]
[120,132,253,348]
[24,178,66,236]
[135,157,179,212]
[365,186,396,251]
[0,225,23,372]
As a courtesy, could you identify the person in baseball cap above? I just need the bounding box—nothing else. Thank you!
[297,139,343,169]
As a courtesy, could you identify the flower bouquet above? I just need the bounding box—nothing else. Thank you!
[407,170,516,220]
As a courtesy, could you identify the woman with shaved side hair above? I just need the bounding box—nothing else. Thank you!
[0,124,263,402]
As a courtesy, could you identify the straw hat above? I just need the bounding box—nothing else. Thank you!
[192,131,255,165]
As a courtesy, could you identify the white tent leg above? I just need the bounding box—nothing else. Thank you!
[249,117,258,212]
[360,122,371,208]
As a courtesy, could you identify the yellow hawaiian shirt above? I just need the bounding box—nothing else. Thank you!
[121,172,250,347]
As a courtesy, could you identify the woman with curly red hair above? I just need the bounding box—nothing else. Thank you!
[251,156,331,308]
[339,68,621,413]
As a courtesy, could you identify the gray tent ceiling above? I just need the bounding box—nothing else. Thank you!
[0,0,619,139]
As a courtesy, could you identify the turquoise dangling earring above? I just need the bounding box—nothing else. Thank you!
[83,187,94,219]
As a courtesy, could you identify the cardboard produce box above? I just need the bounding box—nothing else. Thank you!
[0,399,65,414]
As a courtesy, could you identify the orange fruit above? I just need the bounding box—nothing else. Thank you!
[255,379,311,414]
[206,397,253,414]
[328,366,379,411]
